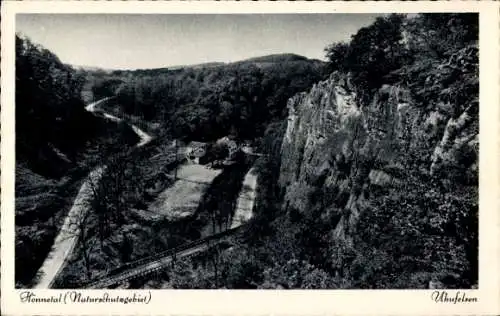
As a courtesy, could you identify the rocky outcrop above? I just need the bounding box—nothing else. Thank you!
[278,45,478,242]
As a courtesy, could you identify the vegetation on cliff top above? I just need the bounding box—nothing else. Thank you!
[15,13,478,290]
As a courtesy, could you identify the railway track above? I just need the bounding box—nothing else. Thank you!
[82,225,245,289]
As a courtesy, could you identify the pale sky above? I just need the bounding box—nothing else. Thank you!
[17,14,381,70]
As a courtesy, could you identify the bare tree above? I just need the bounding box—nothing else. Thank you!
[63,160,127,282]
[97,151,131,226]
[86,169,111,248]
[174,139,179,180]
[105,154,126,225]
[63,203,98,281]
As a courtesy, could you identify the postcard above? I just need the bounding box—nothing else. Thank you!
[1,1,499,315]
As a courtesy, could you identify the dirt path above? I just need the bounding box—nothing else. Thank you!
[88,99,153,147]
[231,167,257,228]
[32,98,153,288]
[84,97,112,112]
[131,125,153,147]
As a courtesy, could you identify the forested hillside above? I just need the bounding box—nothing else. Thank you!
[16,35,91,177]
[16,35,138,177]
[15,13,478,290]
[155,13,479,289]
[83,54,326,141]
[15,35,138,287]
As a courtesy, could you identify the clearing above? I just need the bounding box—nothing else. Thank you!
[148,163,222,220]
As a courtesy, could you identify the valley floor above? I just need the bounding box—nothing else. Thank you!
[148,163,222,220]
[112,165,258,289]
[43,135,257,289]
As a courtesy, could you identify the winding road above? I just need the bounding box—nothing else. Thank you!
[33,97,258,289]
[33,98,153,289]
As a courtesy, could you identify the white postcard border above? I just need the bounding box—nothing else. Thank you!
[1,1,499,315]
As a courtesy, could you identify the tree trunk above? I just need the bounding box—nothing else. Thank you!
[82,241,92,280]
[213,250,218,288]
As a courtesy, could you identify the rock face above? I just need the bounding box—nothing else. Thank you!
[278,45,478,243]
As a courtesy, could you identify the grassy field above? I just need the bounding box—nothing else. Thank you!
[148,164,222,220]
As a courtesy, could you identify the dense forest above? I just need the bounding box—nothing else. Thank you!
[83,53,326,141]
[16,35,138,177]
[15,13,478,290]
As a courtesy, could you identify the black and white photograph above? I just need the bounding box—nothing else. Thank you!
[11,11,481,291]
[3,0,500,314]
[2,2,499,314]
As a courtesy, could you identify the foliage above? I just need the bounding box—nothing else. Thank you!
[15,35,139,287]
[15,35,139,177]
[317,13,478,288]
[403,13,478,60]
[325,14,409,102]
[16,13,479,289]
[349,162,478,288]
[193,13,479,289]
[16,34,89,176]
[324,13,478,103]
[88,57,325,142]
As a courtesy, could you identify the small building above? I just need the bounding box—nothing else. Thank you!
[216,136,238,158]
[186,141,209,164]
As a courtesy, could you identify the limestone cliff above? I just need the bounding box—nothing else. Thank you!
[279,45,478,244]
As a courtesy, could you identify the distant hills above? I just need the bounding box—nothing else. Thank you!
[71,53,325,74]
[167,62,226,71]
[239,53,312,63]
[234,54,325,69]
[72,65,115,73]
